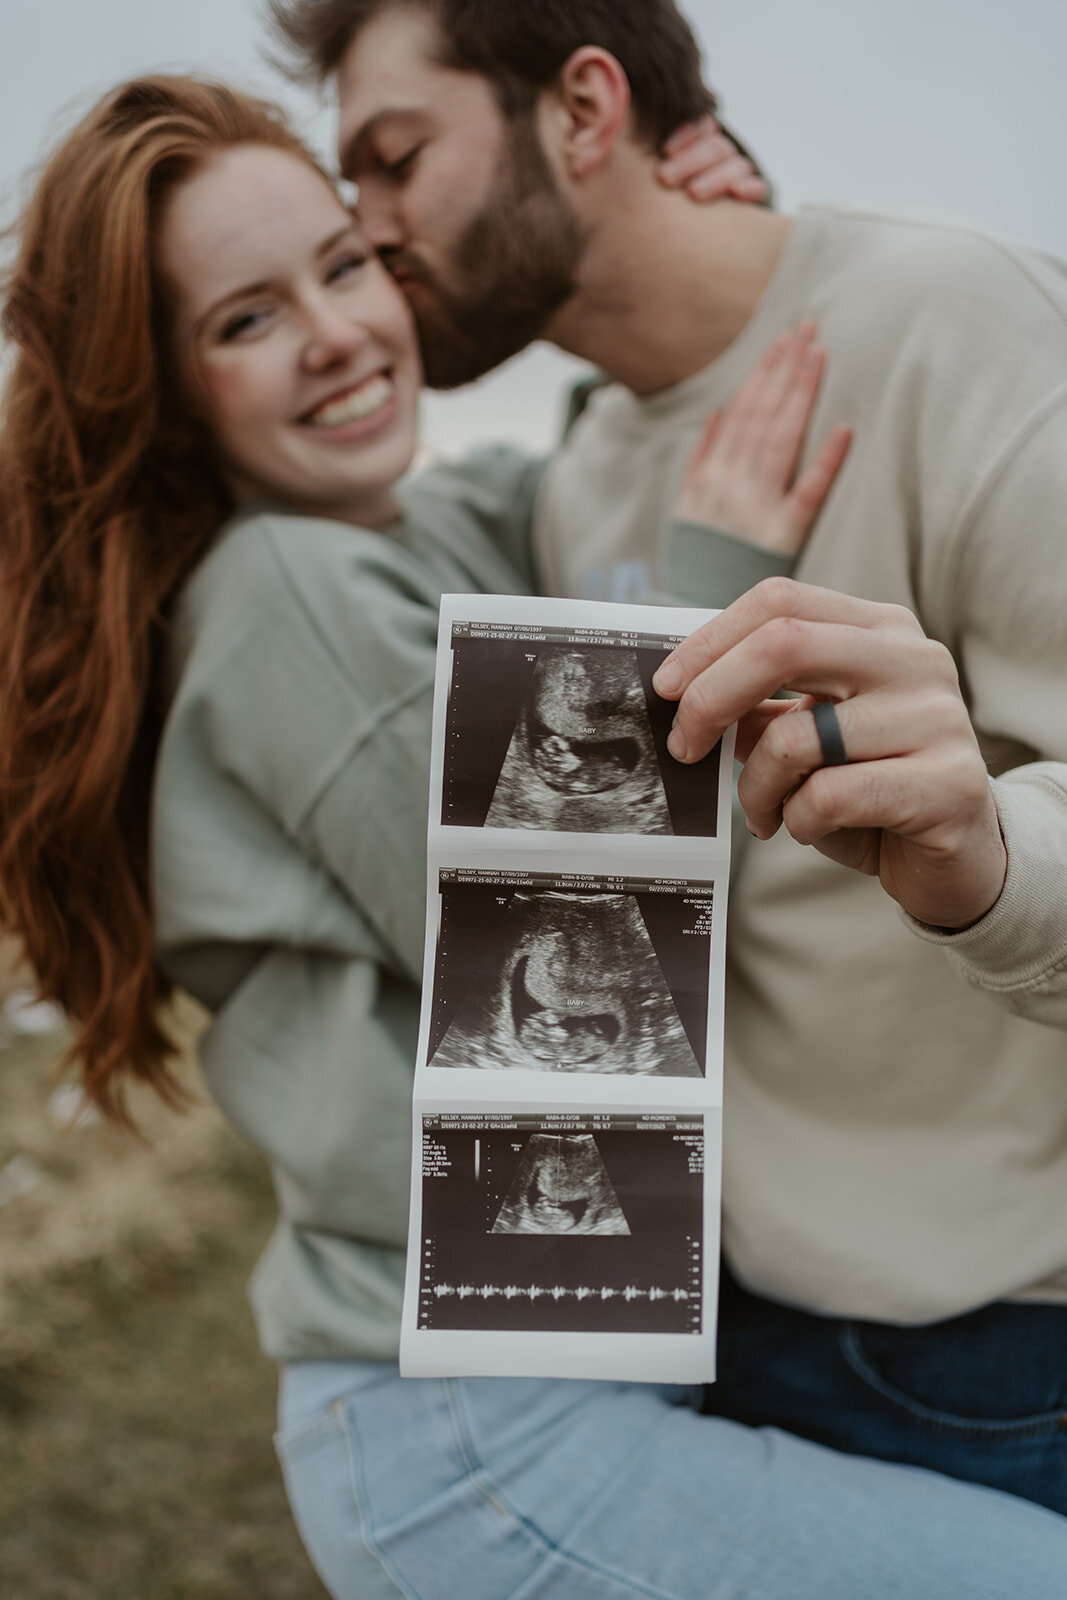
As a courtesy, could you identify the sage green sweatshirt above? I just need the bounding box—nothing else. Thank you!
[151,446,788,1361]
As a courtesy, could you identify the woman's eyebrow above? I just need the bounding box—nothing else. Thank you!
[314,223,362,260]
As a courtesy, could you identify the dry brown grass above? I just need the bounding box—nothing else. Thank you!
[0,999,327,1599]
[1,1000,221,1311]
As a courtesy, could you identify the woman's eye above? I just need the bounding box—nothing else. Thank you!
[326,252,369,285]
[219,308,269,342]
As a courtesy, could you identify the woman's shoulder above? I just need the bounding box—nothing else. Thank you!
[167,503,443,716]
[176,504,435,651]
[187,503,427,610]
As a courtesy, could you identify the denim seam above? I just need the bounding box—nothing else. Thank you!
[446,1382,692,1600]
[339,1395,422,1600]
[274,1404,347,1460]
[840,1324,1067,1439]
[443,1380,554,1539]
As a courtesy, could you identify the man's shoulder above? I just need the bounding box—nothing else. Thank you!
[803,204,1067,325]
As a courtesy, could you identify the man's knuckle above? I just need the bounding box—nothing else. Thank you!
[676,623,713,666]
[927,639,962,687]
[804,768,848,830]
[759,613,808,670]
[767,710,812,766]
[879,601,925,635]
[942,740,988,797]
[755,574,802,616]
[679,675,717,728]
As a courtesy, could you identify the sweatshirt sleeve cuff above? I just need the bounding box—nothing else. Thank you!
[900,771,1067,1019]
[665,521,796,608]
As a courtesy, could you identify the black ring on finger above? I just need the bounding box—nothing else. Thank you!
[812,699,849,766]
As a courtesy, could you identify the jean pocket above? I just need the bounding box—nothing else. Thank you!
[839,1322,1067,1440]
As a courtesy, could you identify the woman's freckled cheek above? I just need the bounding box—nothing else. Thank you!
[201,357,268,427]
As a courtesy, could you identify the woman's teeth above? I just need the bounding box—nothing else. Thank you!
[308,374,393,428]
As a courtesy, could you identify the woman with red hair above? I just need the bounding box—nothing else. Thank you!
[1,73,1055,1600]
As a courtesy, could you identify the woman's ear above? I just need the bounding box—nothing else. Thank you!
[551,47,632,180]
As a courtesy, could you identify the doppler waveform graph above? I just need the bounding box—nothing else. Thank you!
[417,1114,705,1335]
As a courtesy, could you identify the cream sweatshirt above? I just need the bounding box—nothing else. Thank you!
[534,206,1067,1322]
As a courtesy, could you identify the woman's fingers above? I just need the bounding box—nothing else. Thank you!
[670,325,849,553]
[724,324,815,449]
[693,408,725,462]
[752,339,824,485]
[723,171,770,202]
[696,325,814,492]
[686,154,767,202]
[656,116,769,204]
[673,412,726,523]
[656,121,736,193]
[661,116,720,158]
[781,423,853,540]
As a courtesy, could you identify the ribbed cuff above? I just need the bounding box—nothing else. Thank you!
[901,770,1067,1022]
[665,521,796,608]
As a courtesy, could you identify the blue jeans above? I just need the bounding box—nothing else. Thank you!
[703,1262,1067,1515]
[276,1360,1067,1600]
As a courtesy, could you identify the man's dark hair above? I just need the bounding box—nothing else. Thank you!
[268,0,718,148]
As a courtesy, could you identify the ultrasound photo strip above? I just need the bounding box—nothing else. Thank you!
[402,593,733,1383]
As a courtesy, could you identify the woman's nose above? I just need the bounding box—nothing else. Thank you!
[301,298,366,370]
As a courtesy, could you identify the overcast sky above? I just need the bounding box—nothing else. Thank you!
[3,0,1065,454]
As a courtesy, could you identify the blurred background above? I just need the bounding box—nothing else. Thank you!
[1,2,1066,1595]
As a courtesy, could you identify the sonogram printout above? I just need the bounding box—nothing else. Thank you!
[400,593,734,1384]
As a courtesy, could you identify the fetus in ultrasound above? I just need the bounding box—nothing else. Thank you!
[492,1133,630,1236]
[432,891,701,1077]
[485,648,671,833]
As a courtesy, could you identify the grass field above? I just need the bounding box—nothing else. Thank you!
[0,1003,327,1599]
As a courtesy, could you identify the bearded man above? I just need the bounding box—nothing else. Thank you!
[272,0,1067,1519]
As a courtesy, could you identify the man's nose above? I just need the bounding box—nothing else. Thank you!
[354,177,403,256]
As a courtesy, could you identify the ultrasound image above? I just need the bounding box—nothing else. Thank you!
[486,648,671,834]
[491,1133,630,1235]
[430,887,705,1077]
[441,634,721,837]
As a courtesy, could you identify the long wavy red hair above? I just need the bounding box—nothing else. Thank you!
[0,77,322,1123]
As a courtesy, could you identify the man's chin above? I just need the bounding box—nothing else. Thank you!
[416,314,542,391]
[419,343,511,391]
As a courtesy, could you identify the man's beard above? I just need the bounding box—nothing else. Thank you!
[395,116,585,390]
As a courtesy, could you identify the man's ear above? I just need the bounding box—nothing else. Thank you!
[551,47,632,179]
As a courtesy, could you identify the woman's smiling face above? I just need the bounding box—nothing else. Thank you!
[159,142,421,527]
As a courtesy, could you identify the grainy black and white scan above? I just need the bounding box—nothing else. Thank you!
[417,1113,705,1335]
[427,872,713,1077]
[441,623,721,836]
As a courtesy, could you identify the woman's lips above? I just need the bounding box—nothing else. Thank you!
[303,371,394,428]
